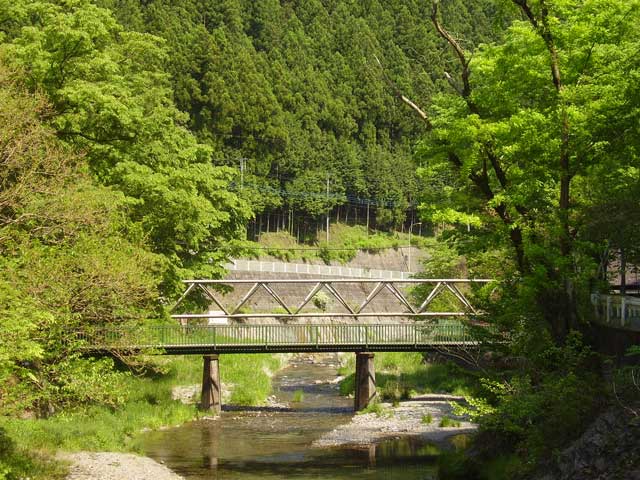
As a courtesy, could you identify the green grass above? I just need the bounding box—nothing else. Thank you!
[221,354,285,405]
[439,416,462,428]
[0,427,67,480]
[292,390,305,402]
[421,413,433,424]
[0,353,286,459]
[339,352,479,399]
[236,223,435,264]
[358,401,390,417]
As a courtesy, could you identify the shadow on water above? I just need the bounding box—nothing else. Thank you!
[140,355,451,479]
[223,405,353,414]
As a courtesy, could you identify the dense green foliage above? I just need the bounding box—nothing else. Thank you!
[412,0,640,474]
[92,0,508,230]
[1,0,639,479]
[0,0,254,421]
[1,0,251,285]
[416,0,640,336]
[0,65,161,416]
[0,2,249,477]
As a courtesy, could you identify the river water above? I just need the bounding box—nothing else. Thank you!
[141,355,443,479]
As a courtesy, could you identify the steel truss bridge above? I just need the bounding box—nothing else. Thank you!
[79,277,496,412]
[75,278,640,412]
[80,278,493,354]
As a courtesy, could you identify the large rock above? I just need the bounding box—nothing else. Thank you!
[536,408,640,480]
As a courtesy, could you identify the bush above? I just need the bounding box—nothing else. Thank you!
[612,346,640,411]
[312,292,329,311]
[455,333,605,464]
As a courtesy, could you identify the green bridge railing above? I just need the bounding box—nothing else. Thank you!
[77,322,482,353]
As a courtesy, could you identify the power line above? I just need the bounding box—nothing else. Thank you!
[229,181,417,209]
[238,245,418,252]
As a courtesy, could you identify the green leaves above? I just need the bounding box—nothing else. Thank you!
[0,61,162,415]
[418,0,640,278]
[2,0,251,278]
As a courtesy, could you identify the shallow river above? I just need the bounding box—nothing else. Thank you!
[141,355,443,479]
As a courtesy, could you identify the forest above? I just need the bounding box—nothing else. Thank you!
[1,0,639,479]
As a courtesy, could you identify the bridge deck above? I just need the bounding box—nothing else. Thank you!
[79,323,482,355]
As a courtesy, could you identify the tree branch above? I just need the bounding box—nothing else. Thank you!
[444,71,463,96]
[513,0,561,92]
[373,55,432,129]
[513,0,539,29]
[448,151,527,272]
[431,1,474,104]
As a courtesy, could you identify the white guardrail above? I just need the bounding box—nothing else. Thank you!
[591,294,640,330]
[226,259,414,280]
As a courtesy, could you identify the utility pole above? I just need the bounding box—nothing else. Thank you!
[326,174,330,243]
[366,200,370,238]
[408,221,422,273]
[239,157,246,239]
[239,158,245,190]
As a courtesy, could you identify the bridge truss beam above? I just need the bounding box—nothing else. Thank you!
[171,278,492,321]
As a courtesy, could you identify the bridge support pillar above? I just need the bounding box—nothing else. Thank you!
[201,354,221,414]
[354,352,376,411]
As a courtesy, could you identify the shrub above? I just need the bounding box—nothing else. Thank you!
[455,333,605,464]
[312,292,329,311]
[440,416,461,428]
[358,402,388,417]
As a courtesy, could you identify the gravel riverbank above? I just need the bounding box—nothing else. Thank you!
[59,452,184,480]
[314,394,477,448]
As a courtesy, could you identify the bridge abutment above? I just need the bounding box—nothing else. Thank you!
[354,352,376,411]
[201,354,222,414]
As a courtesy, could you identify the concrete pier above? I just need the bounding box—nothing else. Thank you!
[201,354,222,414]
[354,352,376,411]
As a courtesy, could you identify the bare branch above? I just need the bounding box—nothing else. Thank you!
[431,2,468,74]
[373,55,432,128]
[512,0,539,29]
[399,94,431,126]
[431,1,473,102]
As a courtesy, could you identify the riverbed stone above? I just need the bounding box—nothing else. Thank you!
[60,452,184,480]
[314,396,476,448]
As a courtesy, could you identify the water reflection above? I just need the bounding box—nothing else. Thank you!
[141,356,444,479]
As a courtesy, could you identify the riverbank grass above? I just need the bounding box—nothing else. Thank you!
[339,352,478,398]
[236,223,434,264]
[439,416,462,428]
[0,353,286,478]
